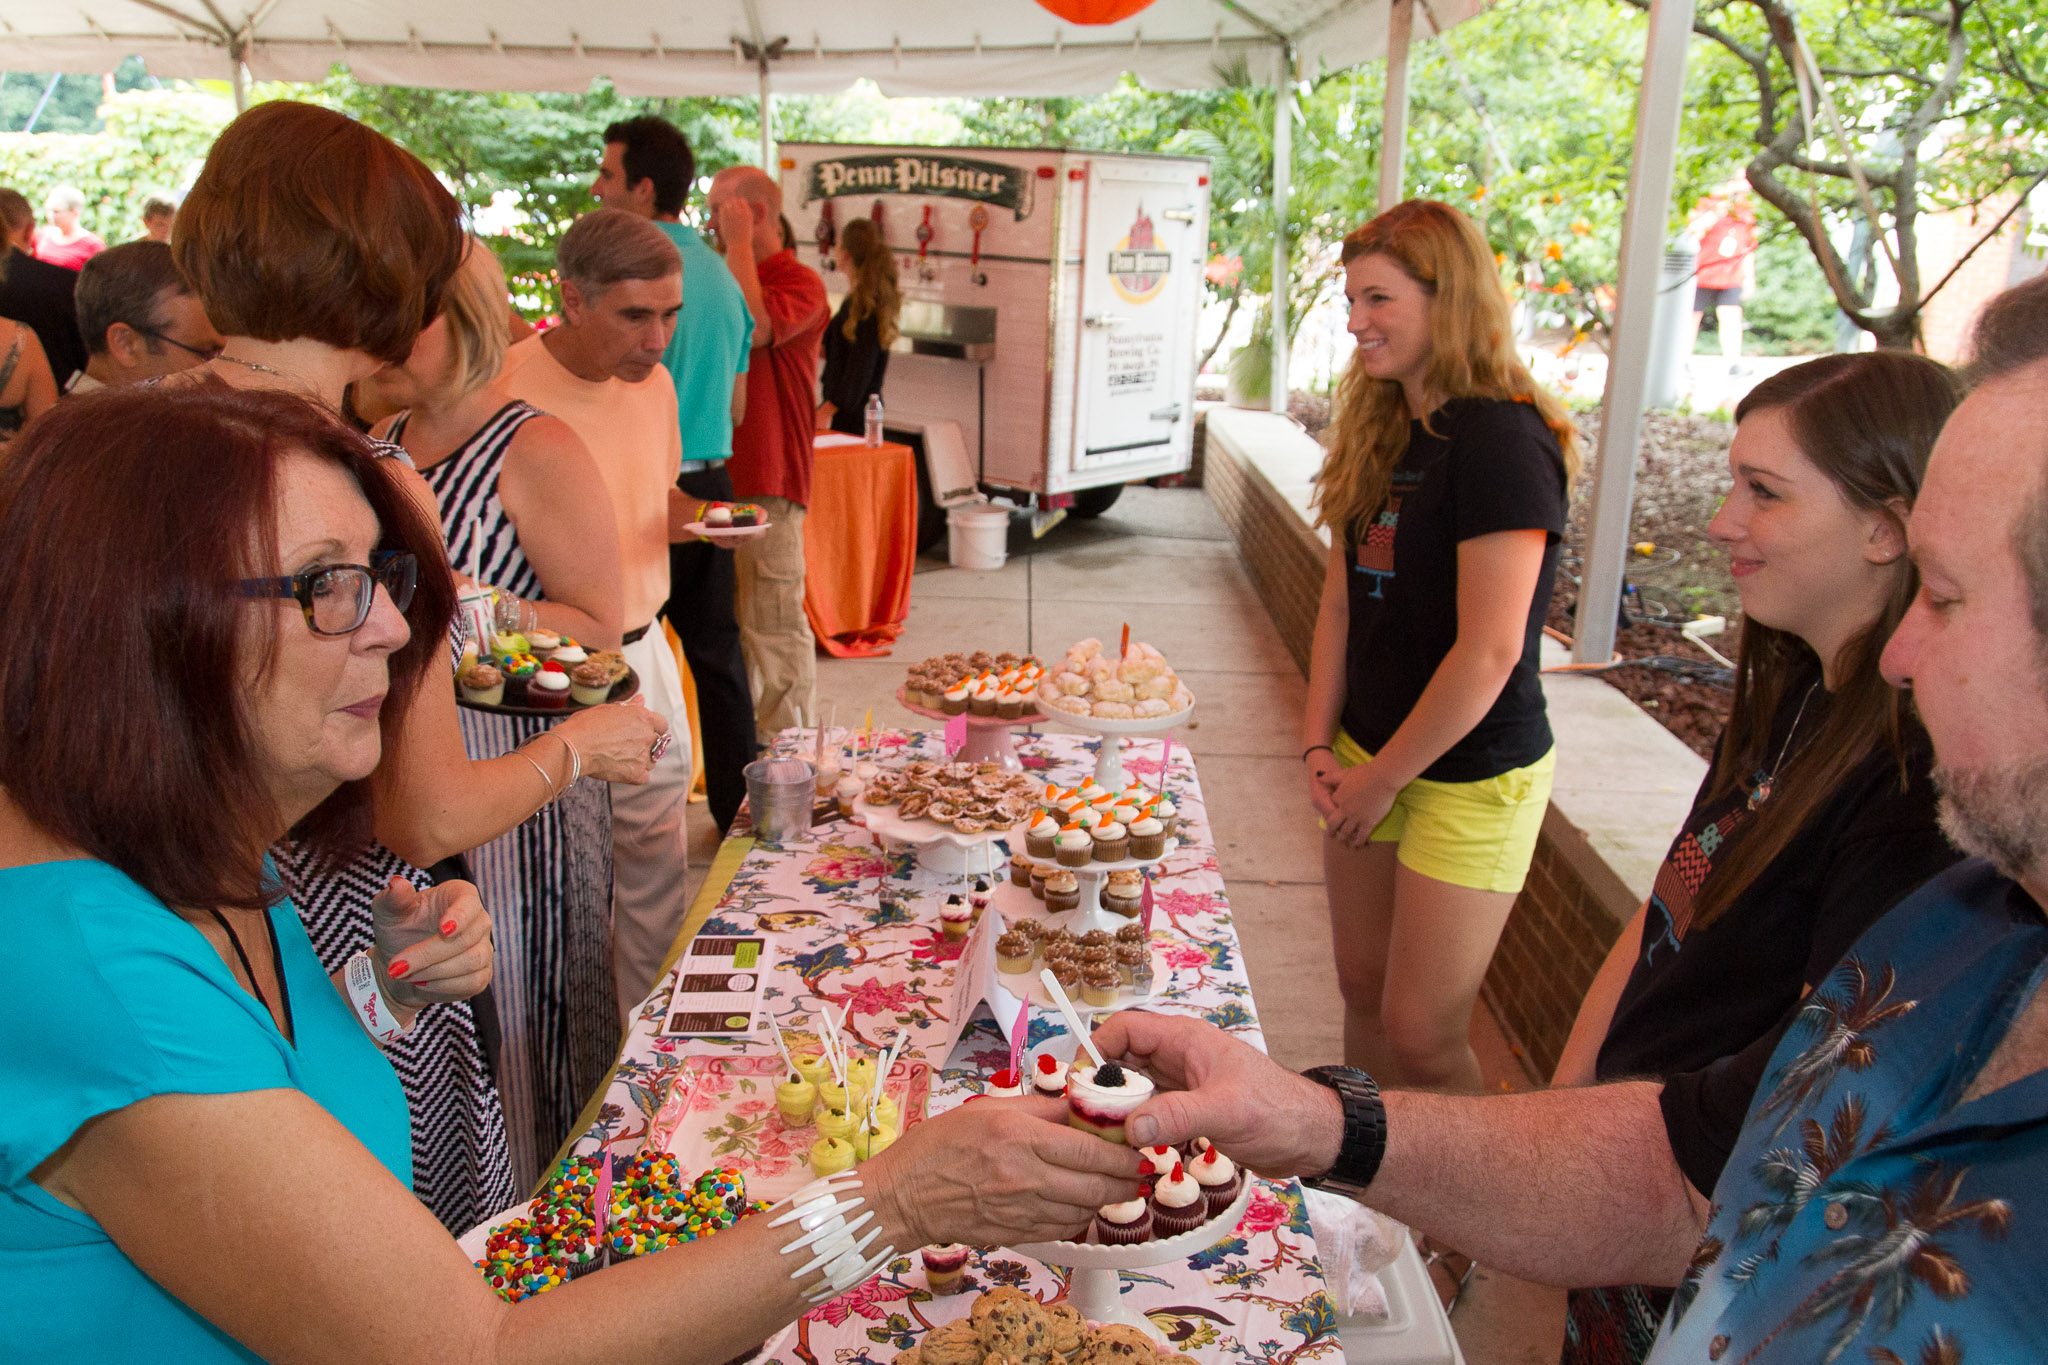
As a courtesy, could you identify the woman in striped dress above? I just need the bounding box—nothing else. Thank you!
[168,103,666,1225]
[366,239,653,1186]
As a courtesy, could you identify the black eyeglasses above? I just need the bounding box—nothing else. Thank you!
[239,550,418,636]
[136,328,223,361]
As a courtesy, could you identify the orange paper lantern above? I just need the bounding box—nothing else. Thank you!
[1034,0,1157,24]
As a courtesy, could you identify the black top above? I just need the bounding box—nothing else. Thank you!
[818,301,889,438]
[0,248,86,387]
[1599,663,1961,1193]
[1340,397,1567,782]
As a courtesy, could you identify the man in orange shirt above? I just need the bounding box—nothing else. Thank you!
[709,166,830,736]
[499,209,691,1019]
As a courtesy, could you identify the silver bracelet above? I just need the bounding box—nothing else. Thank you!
[511,747,557,801]
[555,730,583,787]
[766,1172,898,1304]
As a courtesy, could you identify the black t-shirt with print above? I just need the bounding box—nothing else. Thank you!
[1340,396,1568,782]
[1596,661,1961,1193]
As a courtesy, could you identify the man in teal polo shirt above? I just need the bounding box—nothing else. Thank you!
[594,116,757,834]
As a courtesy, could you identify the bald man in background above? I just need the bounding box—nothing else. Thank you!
[708,166,828,736]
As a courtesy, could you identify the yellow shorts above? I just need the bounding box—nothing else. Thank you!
[1329,730,1555,894]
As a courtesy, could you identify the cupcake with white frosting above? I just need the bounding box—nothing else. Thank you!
[1188,1145,1244,1215]
[1092,1195,1153,1245]
[1149,1161,1208,1236]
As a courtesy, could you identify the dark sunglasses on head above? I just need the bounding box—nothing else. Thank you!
[238,550,418,636]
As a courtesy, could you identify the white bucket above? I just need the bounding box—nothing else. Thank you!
[947,502,1011,571]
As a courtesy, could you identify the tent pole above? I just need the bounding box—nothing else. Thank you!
[230,40,248,112]
[1270,41,1295,415]
[1574,0,1696,664]
[1379,0,1414,212]
[757,59,773,168]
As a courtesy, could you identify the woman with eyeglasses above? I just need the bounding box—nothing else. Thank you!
[163,100,665,1231]
[0,384,1147,1360]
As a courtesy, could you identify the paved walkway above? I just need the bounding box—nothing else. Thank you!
[686,486,1566,1361]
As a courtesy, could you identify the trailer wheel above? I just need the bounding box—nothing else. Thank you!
[1070,484,1125,519]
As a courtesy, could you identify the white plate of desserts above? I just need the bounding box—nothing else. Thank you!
[682,520,771,542]
[1014,1177,1251,1266]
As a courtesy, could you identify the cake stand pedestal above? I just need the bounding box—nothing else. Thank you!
[1040,706,1192,788]
[853,799,1010,877]
[895,687,1045,772]
[1012,1180,1252,1340]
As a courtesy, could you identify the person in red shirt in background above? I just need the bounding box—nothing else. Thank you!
[709,166,829,736]
[1686,177,1758,373]
[32,187,105,272]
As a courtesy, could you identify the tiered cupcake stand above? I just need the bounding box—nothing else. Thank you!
[853,798,1011,878]
[1013,1180,1253,1339]
[1040,704,1192,788]
[893,686,1045,773]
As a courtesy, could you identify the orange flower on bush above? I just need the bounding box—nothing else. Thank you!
[1471,184,1488,201]
[1544,241,1564,261]
[1571,219,1592,236]
[1551,280,1574,295]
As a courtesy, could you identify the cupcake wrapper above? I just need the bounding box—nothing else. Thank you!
[1056,846,1093,868]
[1151,1202,1208,1237]
[1093,1216,1154,1245]
[1026,834,1058,859]
[1092,838,1130,862]
[1010,865,1033,887]
[1199,1174,1245,1217]
[1129,834,1167,859]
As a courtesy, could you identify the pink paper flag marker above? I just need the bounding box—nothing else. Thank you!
[1157,733,1175,791]
[944,710,967,755]
[1008,996,1030,1082]
[1141,873,1157,932]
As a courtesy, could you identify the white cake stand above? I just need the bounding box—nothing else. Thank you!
[1036,838,1178,936]
[895,687,1046,772]
[1039,705,1192,788]
[853,798,1012,877]
[1012,1180,1252,1340]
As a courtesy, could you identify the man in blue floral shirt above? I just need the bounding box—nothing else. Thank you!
[1091,274,2048,1364]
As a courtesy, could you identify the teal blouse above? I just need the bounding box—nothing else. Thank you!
[0,859,411,1360]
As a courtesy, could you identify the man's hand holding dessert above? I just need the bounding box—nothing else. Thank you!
[1090,1011,1345,1179]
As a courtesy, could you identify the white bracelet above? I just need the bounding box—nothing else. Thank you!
[767,1173,898,1304]
[344,950,415,1046]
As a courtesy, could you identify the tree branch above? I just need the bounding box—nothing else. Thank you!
[1902,166,2048,320]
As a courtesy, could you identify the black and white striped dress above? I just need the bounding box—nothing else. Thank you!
[399,401,620,1189]
[271,440,517,1235]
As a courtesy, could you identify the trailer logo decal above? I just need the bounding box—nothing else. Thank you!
[802,154,1033,219]
[1107,205,1171,304]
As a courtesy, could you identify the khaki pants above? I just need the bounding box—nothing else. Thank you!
[611,630,693,1023]
[735,494,816,736]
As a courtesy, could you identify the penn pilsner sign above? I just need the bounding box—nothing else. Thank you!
[800,153,1034,219]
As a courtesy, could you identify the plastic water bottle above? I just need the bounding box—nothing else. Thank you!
[864,394,884,447]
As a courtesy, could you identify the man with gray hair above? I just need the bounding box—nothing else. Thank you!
[69,240,221,393]
[499,207,693,1020]
[1083,273,2048,1362]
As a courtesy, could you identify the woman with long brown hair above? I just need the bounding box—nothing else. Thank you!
[815,215,900,436]
[1552,352,1965,1364]
[1301,200,1578,1093]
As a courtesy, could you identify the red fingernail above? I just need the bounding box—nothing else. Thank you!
[389,959,410,978]
[441,919,458,936]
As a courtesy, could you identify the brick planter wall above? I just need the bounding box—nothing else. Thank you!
[1200,415,1324,674]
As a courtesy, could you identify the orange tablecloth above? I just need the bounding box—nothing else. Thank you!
[802,436,917,658]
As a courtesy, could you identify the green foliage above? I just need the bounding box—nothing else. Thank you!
[0,86,231,242]
[315,73,757,314]
[0,58,157,133]
[1735,232,1841,355]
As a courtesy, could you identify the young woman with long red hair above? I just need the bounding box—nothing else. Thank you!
[1302,200,1579,1093]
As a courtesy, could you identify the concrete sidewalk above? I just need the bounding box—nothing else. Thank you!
[684,486,1565,1361]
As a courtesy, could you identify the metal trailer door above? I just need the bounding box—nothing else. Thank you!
[1070,160,1201,472]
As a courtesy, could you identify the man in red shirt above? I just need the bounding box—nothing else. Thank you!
[32,186,105,272]
[1686,178,1758,372]
[710,166,829,735]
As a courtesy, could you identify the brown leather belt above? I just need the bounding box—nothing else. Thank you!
[622,623,653,646]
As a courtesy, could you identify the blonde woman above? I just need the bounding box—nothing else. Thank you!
[362,237,651,1186]
[815,216,901,435]
[1301,200,1579,1092]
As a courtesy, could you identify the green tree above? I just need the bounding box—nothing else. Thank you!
[0,85,231,241]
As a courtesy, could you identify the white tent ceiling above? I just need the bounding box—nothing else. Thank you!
[0,0,1486,97]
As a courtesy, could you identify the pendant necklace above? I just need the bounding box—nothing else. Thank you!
[1749,680,1820,811]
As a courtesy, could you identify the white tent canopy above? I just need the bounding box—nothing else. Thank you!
[0,0,1483,96]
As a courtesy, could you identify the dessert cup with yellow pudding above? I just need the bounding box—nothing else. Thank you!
[775,1074,818,1127]
[809,1136,856,1175]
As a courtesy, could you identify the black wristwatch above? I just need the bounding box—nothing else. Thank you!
[1299,1065,1387,1199]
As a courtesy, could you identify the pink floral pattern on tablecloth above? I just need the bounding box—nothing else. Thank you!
[559,730,1339,1365]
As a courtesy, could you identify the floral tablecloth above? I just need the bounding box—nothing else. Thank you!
[567,728,1342,1365]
